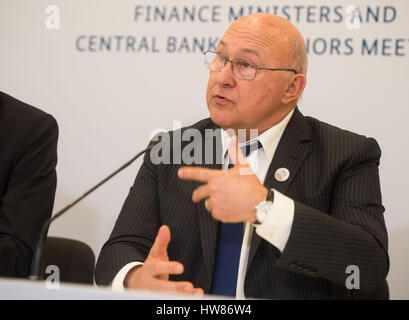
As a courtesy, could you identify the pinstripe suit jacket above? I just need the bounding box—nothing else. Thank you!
[95,107,389,299]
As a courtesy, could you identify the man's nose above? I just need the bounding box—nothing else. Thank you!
[214,61,236,87]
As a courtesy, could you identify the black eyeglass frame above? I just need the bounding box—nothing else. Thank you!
[203,50,298,80]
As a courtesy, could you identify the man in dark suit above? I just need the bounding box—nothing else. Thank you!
[0,91,58,278]
[95,13,388,299]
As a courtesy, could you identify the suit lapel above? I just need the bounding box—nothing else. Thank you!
[247,107,312,270]
[195,122,222,290]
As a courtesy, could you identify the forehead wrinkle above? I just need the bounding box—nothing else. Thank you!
[222,31,267,54]
[225,27,276,49]
[221,28,286,65]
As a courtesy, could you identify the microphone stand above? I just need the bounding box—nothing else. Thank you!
[29,142,157,280]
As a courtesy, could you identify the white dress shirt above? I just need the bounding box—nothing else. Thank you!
[111,109,296,298]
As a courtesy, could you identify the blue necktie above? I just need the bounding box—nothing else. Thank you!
[210,140,263,296]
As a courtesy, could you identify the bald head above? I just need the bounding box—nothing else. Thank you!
[225,14,308,75]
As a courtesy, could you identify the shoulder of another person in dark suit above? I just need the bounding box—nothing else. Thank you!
[0,91,59,158]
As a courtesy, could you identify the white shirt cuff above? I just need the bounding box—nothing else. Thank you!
[111,261,143,292]
[255,189,295,252]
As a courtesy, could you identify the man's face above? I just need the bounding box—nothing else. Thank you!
[206,20,291,133]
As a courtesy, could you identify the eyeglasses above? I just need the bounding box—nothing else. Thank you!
[203,50,297,80]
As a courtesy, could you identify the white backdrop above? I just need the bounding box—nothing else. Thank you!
[0,0,408,299]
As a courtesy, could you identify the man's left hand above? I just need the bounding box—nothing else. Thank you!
[178,136,268,223]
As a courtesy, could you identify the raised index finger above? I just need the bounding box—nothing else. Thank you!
[178,166,219,182]
[149,225,171,259]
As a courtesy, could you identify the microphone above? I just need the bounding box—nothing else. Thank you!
[29,138,160,280]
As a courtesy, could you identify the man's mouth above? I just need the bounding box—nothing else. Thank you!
[213,95,232,104]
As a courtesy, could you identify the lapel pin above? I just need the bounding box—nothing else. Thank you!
[275,168,290,182]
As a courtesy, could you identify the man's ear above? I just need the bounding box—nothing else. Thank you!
[281,74,307,105]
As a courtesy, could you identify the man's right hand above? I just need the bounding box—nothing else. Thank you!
[123,225,204,296]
